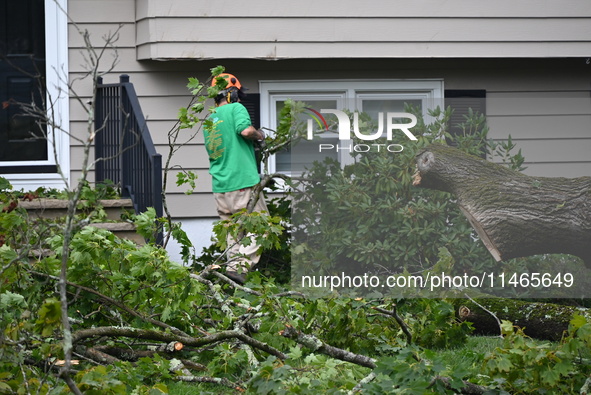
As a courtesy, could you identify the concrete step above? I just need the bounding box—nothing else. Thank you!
[27,222,144,262]
[86,222,145,245]
[17,198,144,245]
[18,198,134,221]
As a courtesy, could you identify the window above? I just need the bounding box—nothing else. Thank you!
[0,0,47,163]
[444,90,487,157]
[444,90,486,138]
[0,0,69,190]
[260,80,444,174]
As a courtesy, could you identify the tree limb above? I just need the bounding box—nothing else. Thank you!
[373,306,412,345]
[176,375,243,391]
[430,376,487,395]
[280,325,377,369]
[72,326,287,360]
[93,346,206,371]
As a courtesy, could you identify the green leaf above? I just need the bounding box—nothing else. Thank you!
[500,320,514,336]
[0,291,26,310]
[36,298,62,337]
[288,345,303,360]
[210,65,225,77]
[149,383,169,394]
[495,356,514,373]
[186,77,201,90]
[0,176,12,191]
[569,314,587,330]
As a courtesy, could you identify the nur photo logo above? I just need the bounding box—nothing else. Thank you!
[304,108,418,153]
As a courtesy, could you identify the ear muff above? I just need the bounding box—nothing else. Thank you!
[212,74,246,105]
[226,88,240,103]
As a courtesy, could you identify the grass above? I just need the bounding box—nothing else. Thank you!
[438,335,505,370]
[167,381,236,395]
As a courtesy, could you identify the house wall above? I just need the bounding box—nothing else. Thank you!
[68,1,591,260]
[135,0,591,60]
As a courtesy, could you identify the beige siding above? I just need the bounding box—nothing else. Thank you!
[138,42,591,60]
[68,23,136,48]
[67,0,136,191]
[487,116,591,140]
[487,92,591,115]
[137,0,591,18]
[487,91,591,177]
[166,193,217,217]
[69,0,135,23]
[136,0,591,60]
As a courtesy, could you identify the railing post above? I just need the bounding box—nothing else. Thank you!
[153,153,163,245]
[120,75,131,200]
[95,76,104,182]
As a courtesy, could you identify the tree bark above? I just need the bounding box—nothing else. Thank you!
[72,326,287,360]
[454,298,591,341]
[413,143,591,264]
[280,324,377,369]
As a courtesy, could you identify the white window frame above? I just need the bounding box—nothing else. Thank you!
[260,79,444,174]
[3,0,70,191]
[261,91,346,173]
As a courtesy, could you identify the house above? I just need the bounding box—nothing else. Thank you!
[2,0,590,260]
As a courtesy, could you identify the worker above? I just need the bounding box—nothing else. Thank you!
[203,73,268,284]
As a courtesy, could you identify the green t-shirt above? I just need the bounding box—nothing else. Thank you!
[204,103,260,193]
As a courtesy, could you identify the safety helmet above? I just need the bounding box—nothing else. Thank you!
[212,73,246,104]
[213,73,242,90]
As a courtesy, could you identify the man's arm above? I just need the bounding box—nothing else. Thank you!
[240,126,265,141]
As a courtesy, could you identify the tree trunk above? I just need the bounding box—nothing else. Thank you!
[454,298,590,341]
[413,143,591,264]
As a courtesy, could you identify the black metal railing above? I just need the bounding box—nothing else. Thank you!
[95,74,163,243]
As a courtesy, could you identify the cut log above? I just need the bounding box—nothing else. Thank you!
[453,298,591,341]
[413,143,591,264]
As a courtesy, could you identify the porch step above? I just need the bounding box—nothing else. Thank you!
[18,198,134,220]
[86,222,145,245]
[17,198,144,245]
[27,222,142,262]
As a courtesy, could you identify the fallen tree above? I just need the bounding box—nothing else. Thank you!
[454,298,591,340]
[413,143,591,265]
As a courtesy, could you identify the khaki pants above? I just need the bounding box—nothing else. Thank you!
[213,187,268,272]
